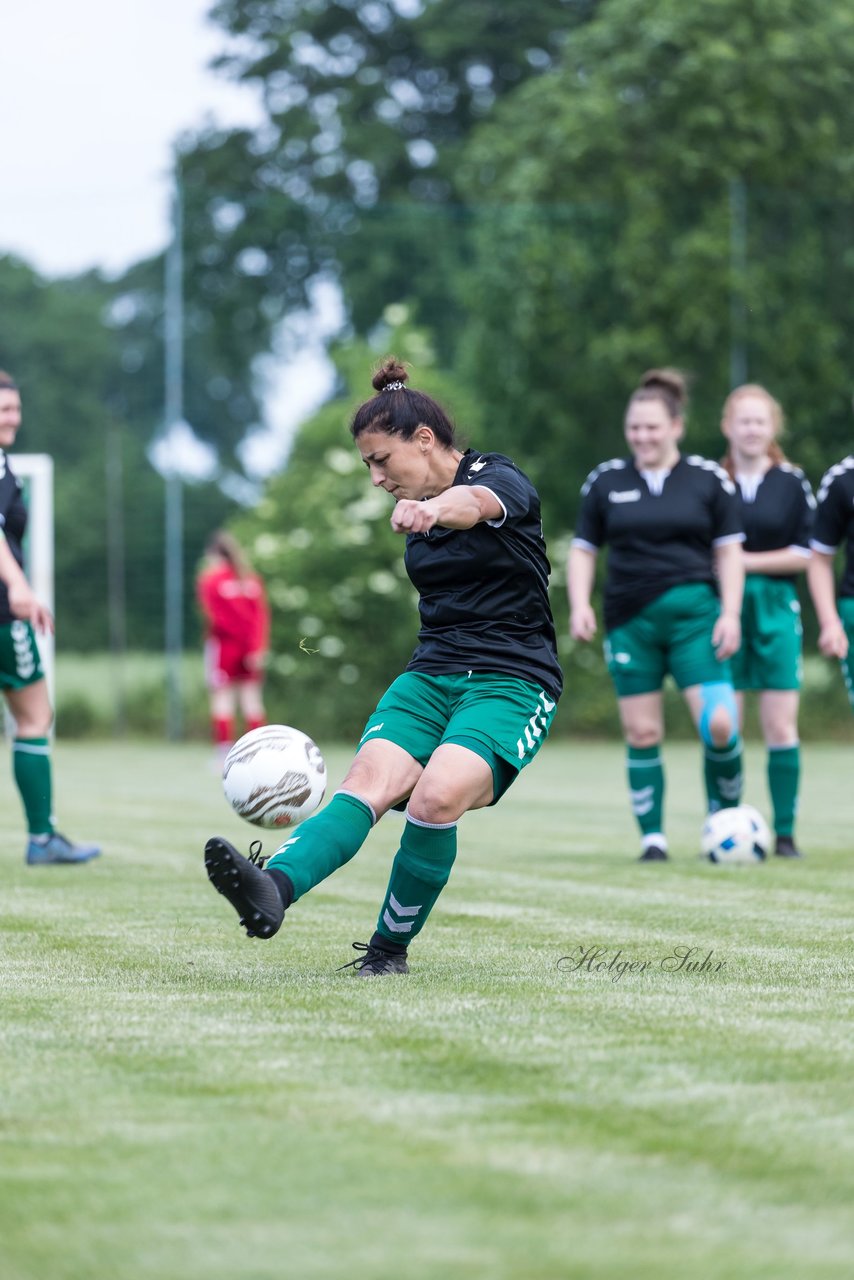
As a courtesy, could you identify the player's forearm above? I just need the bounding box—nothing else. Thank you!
[567,546,597,612]
[714,541,745,618]
[743,547,810,576]
[807,553,840,626]
[0,533,29,592]
[429,485,500,528]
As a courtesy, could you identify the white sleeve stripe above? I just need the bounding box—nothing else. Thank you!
[571,538,600,554]
[810,539,839,555]
[790,545,811,558]
[712,533,746,546]
[475,486,508,527]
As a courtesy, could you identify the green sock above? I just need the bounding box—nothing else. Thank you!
[626,745,665,839]
[375,814,458,947]
[13,737,53,836]
[768,744,799,837]
[704,738,743,812]
[266,791,374,901]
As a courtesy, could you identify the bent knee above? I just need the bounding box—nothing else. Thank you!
[625,727,661,750]
[699,681,738,747]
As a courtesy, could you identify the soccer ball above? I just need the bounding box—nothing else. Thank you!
[222,725,326,829]
[701,804,770,865]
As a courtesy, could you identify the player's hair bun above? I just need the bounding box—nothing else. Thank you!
[639,367,688,411]
[372,357,409,393]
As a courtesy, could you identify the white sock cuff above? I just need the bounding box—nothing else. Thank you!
[334,789,378,827]
[404,809,457,831]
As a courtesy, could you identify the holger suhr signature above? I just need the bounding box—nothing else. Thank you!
[557,945,727,981]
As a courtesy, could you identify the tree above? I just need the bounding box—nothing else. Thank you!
[455,0,854,525]
[0,254,234,650]
[172,0,600,377]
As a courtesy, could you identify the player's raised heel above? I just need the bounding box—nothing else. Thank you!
[204,836,285,939]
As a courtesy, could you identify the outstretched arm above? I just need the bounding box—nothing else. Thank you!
[390,485,503,534]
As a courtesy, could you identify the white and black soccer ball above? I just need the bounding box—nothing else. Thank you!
[701,804,770,865]
[222,725,326,829]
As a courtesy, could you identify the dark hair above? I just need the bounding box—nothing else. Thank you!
[627,368,688,420]
[206,529,250,579]
[349,357,457,446]
[0,370,19,392]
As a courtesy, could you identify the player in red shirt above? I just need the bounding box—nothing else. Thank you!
[196,531,270,759]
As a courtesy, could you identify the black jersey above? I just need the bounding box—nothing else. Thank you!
[811,455,854,599]
[736,463,815,580]
[403,449,563,700]
[0,451,28,626]
[573,453,744,630]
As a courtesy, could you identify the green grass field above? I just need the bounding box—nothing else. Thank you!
[1,738,853,1280]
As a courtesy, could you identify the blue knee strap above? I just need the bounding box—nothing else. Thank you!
[699,681,738,747]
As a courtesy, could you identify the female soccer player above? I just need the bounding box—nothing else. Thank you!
[721,385,815,858]
[203,358,563,974]
[567,369,744,862]
[808,451,854,712]
[196,530,270,760]
[0,371,100,865]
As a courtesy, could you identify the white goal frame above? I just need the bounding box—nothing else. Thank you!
[6,453,55,703]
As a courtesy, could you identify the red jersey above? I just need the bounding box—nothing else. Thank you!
[196,562,270,655]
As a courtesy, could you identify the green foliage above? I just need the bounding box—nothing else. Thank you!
[175,0,599,362]
[0,255,236,650]
[456,0,854,526]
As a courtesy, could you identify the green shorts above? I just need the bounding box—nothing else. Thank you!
[839,597,854,713]
[730,575,802,691]
[358,670,558,803]
[604,583,731,698]
[0,620,45,690]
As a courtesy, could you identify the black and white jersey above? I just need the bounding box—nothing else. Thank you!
[736,463,815,578]
[404,449,563,701]
[0,451,28,626]
[811,455,854,599]
[573,453,744,630]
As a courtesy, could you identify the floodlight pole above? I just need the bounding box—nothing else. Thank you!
[729,178,748,387]
[164,171,184,741]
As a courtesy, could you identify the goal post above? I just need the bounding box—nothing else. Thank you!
[6,453,55,704]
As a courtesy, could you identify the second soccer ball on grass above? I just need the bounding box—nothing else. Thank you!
[701,804,771,865]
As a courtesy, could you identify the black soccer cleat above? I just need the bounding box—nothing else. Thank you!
[337,941,410,977]
[638,845,669,862]
[774,835,803,859]
[204,837,285,939]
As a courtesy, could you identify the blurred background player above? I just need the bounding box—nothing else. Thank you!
[0,371,100,865]
[808,446,854,713]
[196,530,270,762]
[203,357,562,975]
[567,368,745,862]
[720,384,815,858]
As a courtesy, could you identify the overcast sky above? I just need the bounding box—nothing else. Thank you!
[1,0,262,276]
[1,1,336,473]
